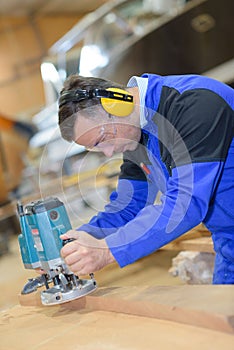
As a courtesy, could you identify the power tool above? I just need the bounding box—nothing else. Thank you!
[17,197,97,306]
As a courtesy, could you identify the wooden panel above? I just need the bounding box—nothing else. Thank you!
[19,285,234,334]
[1,305,233,350]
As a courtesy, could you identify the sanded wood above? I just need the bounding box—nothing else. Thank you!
[1,304,234,350]
[19,285,234,334]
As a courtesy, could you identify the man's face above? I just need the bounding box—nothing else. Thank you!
[73,108,141,157]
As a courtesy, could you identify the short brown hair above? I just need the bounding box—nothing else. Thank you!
[58,74,125,142]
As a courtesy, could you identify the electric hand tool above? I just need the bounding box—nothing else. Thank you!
[17,197,97,306]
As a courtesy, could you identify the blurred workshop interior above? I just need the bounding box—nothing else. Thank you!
[0,0,233,313]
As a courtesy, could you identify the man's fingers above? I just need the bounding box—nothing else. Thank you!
[66,260,88,276]
[61,239,80,258]
[63,250,81,265]
[60,229,80,241]
[63,250,92,276]
[60,232,115,276]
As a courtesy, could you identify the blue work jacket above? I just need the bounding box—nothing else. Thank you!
[79,74,234,283]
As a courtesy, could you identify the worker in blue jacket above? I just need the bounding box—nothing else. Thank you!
[58,73,234,284]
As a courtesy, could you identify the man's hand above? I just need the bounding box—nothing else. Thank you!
[60,230,115,276]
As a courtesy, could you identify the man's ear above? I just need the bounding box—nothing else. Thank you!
[101,88,134,117]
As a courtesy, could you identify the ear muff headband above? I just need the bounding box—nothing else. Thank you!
[59,89,89,107]
[59,87,134,117]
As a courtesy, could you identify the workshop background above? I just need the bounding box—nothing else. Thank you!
[0,0,233,312]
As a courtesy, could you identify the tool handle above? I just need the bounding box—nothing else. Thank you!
[62,238,76,246]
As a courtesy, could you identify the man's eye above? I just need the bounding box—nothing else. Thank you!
[94,135,105,147]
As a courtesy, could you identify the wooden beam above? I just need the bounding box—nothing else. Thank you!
[162,236,214,253]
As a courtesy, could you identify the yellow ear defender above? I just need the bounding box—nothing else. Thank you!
[100,88,134,117]
[59,87,134,117]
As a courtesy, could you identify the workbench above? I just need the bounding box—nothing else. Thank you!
[1,285,233,350]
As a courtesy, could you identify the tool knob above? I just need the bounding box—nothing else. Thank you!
[62,238,76,246]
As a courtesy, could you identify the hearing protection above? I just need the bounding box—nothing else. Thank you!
[59,87,134,117]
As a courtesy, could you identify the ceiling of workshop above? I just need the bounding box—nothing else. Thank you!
[0,0,108,17]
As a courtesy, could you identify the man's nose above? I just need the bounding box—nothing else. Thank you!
[102,144,115,157]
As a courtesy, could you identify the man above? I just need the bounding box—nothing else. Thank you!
[58,73,234,284]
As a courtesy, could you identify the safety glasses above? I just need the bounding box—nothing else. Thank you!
[85,116,117,152]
